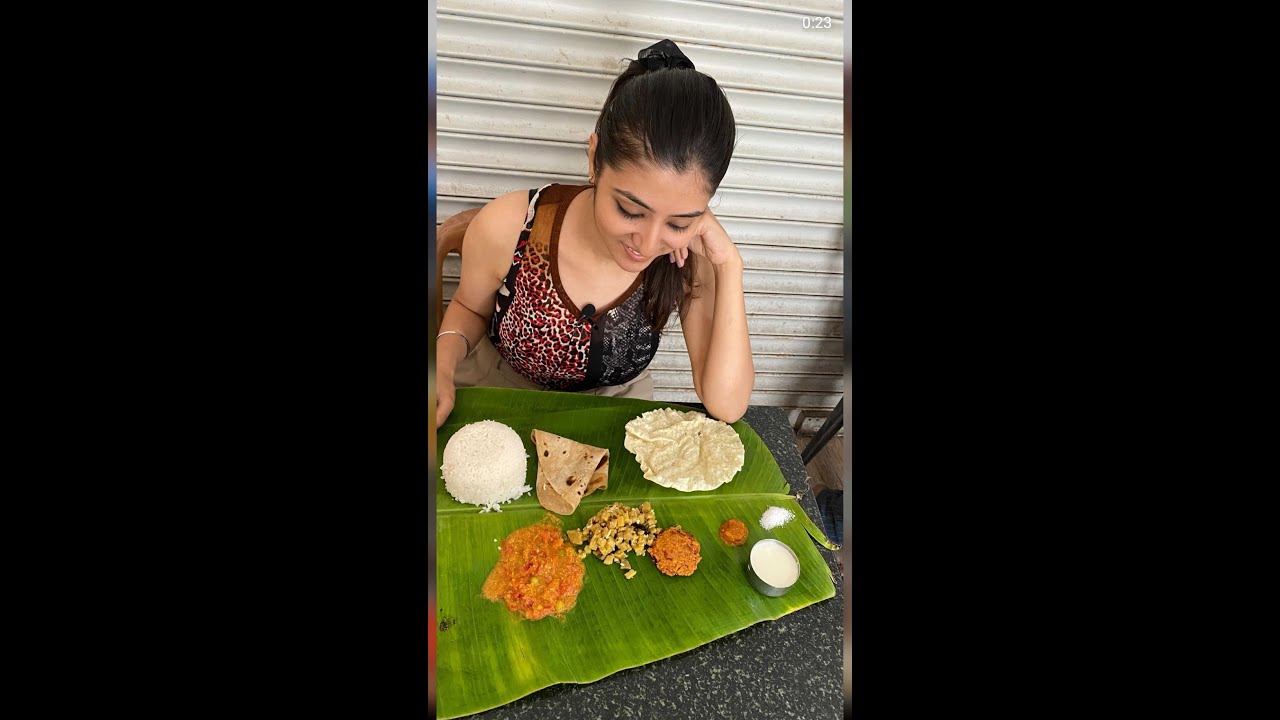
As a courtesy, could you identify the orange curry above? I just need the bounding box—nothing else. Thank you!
[482,521,585,621]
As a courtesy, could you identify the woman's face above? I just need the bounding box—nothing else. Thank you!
[590,160,712,273]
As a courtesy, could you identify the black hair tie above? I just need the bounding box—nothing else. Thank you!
[637,39,695,71]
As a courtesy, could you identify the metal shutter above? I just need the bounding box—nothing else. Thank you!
[436,0,844,424]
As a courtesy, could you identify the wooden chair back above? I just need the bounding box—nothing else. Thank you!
[434,208,481,336]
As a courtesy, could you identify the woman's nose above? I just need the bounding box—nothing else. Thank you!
[635,224,663,255]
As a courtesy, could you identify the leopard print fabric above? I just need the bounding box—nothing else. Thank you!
[489,184,661,391]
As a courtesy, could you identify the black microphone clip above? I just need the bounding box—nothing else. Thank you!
[581,303,596,321]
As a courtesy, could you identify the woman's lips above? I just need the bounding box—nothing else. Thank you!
[623,244,645,261]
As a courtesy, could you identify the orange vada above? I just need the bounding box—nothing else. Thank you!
[649,525,702,577]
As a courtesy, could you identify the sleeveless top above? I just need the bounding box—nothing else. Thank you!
[489,183,662,391]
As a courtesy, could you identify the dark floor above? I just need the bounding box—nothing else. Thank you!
[795,432,845,560]
[796,433,844,495]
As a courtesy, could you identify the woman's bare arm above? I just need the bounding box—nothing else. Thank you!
[677,211,754,423]
[435,190,528,425]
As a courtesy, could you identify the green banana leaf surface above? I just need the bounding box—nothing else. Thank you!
[434,387,836,719]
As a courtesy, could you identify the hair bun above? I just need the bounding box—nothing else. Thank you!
[637,39,695,71]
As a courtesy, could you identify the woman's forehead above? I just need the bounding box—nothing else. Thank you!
[604,162,711,214]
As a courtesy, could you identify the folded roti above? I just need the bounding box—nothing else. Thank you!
[532,430,610,515]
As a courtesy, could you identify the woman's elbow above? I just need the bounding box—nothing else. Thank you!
[710,405,747,424]
[704,399,748,424]
[700,379,753,424]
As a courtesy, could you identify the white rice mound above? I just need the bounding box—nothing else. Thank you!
[441,420,531,512]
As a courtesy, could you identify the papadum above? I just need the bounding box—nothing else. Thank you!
[623,408,745,492]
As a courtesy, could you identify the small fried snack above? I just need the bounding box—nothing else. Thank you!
[650,525,702,577]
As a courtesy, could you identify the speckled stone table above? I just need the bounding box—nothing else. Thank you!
[463,405,845,720]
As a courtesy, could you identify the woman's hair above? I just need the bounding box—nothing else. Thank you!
[592,41,736,334]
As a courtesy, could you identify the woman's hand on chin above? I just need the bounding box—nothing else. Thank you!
[668,209,741,269]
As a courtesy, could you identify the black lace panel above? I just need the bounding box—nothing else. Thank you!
[591,286,662,388]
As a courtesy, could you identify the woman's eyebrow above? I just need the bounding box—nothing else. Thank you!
[615,189,705,218]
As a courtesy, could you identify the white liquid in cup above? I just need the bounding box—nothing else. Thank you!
[751,540,800,588]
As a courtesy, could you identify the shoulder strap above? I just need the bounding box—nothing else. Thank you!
[525,184,591,262]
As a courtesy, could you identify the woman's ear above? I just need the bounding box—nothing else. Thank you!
[586,133,598,182]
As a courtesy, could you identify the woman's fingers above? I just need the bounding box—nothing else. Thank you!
[436,391,454,427]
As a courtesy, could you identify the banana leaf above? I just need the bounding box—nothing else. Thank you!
[434,387,836,719]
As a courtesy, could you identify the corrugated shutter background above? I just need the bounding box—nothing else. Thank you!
[436,0,844,424]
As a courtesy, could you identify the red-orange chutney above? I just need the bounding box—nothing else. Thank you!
[718,518,748,547]
[482,521,585,621]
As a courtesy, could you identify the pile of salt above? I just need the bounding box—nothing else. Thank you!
[760,505,795,530]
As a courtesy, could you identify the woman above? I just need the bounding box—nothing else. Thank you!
[436,39,753,426]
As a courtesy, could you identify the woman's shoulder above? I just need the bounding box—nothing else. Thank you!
[463,189,536,253]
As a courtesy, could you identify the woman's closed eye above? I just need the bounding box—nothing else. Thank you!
[615,201,692,232]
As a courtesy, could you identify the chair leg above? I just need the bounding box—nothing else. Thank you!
[801,399,844,465]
